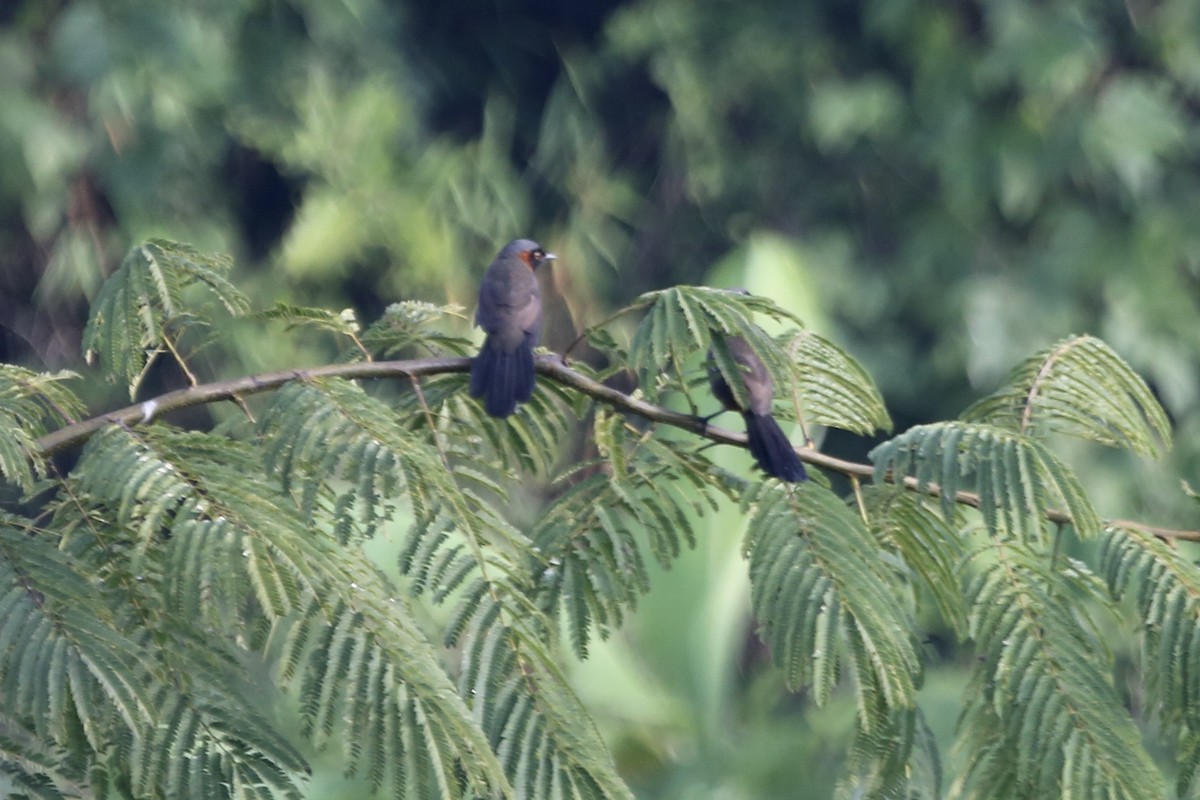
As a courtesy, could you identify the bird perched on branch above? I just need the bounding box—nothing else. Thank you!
[708,333,808,482]
[469,238,556,418]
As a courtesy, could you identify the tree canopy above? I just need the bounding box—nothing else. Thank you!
[3,1,1200,798]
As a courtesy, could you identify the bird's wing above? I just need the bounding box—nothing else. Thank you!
[728,336,775,415]
[478,263,541,341]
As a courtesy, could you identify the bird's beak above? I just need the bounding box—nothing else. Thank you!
[543,253,557,263]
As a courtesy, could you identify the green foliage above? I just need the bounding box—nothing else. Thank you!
[81,240,249,398]
[258,376,506,546]
[862,487,968,638]
[256,371,627,796]
[626,286,799,408]
[958,542,1165,798]
[532,408,725,657]
[838,707,942,800]
[614,286,890,434]
[744,481,920,711]
[787,329,892,436]
[7,1,1200,796]
[449,587,633,800]
[361,301,475,358]
[964,334,1171,457]
[259,302,371,358]
[0,366,82,490]
[1100,525,1200,798]
[4,238,1198,800]
[5,376,518,797]
[871,421,1101,541]
[386,370,579,480]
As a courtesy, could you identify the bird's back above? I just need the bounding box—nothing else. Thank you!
[476,256,541,346]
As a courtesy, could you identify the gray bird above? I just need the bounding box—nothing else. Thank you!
[469,238,555,418]
[708,334,808,482]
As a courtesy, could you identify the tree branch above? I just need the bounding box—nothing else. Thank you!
[35,356,468,454]
[35,354,1200,541]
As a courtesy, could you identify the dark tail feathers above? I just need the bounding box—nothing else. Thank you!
[743,413,807,482]
[469,336,536,418]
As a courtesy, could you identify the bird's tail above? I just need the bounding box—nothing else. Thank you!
[743,413,807,482]
[469,335,536,418]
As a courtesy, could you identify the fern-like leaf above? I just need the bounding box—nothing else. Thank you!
[391,371,579,480]
[450,586,634,800]
[71,426,316,621]
[624,287,888,435]
[862,487,968,638]
[838,705,942,800]
[745,481,921,713]
[532,410,723,657]
[259,377,530,552]
[1099,524,1200,796]
[0,726,80,800]
[958,540,1164,798]
[0,366,83,491]
[361,300,475,358]
[64,421,515,797]
[963,334,1170,457]
[2,516,308,799]
[870,421,1101,540]
[0,523,152,746]
[786,329,892,435]
[627,286,802,406]
[82,239,249,396]
[282,595,510,799]
[128,665,308,800]
[258,301,370,355]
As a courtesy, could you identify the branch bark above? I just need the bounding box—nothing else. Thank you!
[35,354,1200,541]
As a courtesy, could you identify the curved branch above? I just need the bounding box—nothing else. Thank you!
[36,356,469,454]
[35,354,1200,541]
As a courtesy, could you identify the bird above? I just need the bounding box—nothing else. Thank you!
[469,238,556,418]
[707,333,808,482]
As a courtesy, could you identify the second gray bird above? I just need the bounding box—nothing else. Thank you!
[708,334,808,482]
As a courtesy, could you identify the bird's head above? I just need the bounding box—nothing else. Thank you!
[500,238,557,270]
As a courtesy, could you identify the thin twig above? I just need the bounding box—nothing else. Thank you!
[162,334,199,387]
[409,375,450,469]
[560,300,653,363]
[850,475,869,526]
[230,393,256,424]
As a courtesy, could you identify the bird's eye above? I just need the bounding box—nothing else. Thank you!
[532,249,544,260]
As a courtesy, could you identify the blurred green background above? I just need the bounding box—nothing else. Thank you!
[3,1,1200,796]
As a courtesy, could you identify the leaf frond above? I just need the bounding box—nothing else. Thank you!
[744,481,921,713]
[963,334,1170,457]
[957,540,1164,798]
[0,366,83,490]
[0,523,152,745]
[862,487,969,638]
[870,421,1101,540]
[453,587,634,800]
[82,239,248,396]
[284,594,510,798]
[1100,523,1200,794]
[361,300,474,358]
[838,705,942,800]
[532,410,723,657]
[786,329,892,435]
[627,286,802,405]
[392,371,578,479]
